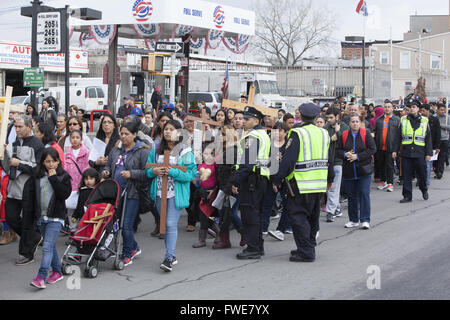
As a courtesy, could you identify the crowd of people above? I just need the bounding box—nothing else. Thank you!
[0,91,448,289]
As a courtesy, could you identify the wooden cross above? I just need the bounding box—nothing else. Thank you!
[222,85,278,118]
[146,149,187,235]
[185,108,221,132]
[84,204,113,240]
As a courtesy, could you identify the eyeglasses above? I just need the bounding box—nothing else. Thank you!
[68,123,79,126]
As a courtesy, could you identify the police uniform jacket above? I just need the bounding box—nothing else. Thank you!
[393,114,433,158]
[272,123,334,188]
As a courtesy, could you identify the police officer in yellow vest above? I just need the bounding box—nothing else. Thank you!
[393,99,432,203]
[232,106,271,260]
[272,103,334,262]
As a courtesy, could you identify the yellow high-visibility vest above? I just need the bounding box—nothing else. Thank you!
[286,125,330,194]
[400,116,428,146]
[237,129,271,179]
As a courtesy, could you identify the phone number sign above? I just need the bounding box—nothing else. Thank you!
[37,12,62,53]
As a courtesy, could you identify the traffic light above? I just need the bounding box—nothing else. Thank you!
[141,53,165,73]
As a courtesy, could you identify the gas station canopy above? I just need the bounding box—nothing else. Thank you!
[69,0,255,38]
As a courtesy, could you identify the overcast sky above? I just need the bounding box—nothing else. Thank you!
[0,0,447,47]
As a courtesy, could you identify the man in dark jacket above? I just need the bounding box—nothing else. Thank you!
[117,97,132,119]
[373,100,400,192]
[2,115,44,265]
[420,104,440,187]
[151,86,163,112]
[393,100,433,203]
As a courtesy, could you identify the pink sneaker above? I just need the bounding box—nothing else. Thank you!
[46,271,63,284]
[30,276,46,289]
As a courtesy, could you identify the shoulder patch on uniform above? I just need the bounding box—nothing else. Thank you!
[285,138,293,149]
[244,138,251,149]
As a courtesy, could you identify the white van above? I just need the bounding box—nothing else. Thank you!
[43,86,107,114]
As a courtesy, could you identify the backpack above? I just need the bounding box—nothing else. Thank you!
[342,128,367,147]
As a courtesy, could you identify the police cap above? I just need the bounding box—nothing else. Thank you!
[299,103,321,118]
[243,106,264,120]
[405,98,421,108]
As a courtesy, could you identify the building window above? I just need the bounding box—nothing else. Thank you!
[400,51,410,69]
[431,55,441,70]
[380,52,389,65]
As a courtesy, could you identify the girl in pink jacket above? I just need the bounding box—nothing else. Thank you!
[64,130,91,191]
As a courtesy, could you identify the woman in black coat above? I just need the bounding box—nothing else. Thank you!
[336,114,376,230]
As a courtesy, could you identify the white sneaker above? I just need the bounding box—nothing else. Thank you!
[377,182,388,190]
[268,230,284,241]
[361,222,370,230]
[386,184,394,192]
[344,221,360,228]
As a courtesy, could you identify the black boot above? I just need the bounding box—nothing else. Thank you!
[151,220,160,237]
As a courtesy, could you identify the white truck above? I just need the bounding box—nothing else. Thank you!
[189,71,287,109]
[42,78,110,114]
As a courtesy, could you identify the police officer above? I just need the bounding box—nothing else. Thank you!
[232,106,271,259]
[272,103,334,262]
[393,99,432,203]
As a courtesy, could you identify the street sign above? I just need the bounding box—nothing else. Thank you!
[23,67,44,87]
[155,41,184,54]
[37,11,62,53]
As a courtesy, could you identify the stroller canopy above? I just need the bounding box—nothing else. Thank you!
[85,179,120,208]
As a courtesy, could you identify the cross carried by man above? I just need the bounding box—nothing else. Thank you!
[222,85,278,118]
[146,150,187,235]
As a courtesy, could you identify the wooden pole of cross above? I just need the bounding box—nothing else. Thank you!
[185,108,222,142]
[0,86,15,161]
[185,108,221,132]
[146,149,187,235]
[222,85,279,118]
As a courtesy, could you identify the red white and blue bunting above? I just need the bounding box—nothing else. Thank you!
[189,38,203,50]
[79,31,95,47]
[132,23,162,40]
[89,25,117,46]
[144,39,157,51]
[222,35,250,54]
[172,24,195,42]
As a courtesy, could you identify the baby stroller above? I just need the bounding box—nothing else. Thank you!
[61,179,124,278]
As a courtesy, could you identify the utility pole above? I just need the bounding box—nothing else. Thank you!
[362,37,366,104]
[390,26,393,99]
[22,2,101,114]
[419,33,422,79]
[64,5,70,114]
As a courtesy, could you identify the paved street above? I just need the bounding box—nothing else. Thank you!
[1,170,450,300]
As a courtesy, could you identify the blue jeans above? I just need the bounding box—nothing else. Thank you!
[122,198,140,258]
[426,160,432,187]
[37,220,62,279]
[156,197,181,261]
[231,195,242,229]
[343,175,371,223]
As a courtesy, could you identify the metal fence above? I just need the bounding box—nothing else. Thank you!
[271,65,447,104]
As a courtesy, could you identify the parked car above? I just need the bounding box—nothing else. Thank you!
[10,95,44,113]
[188,92,222,116]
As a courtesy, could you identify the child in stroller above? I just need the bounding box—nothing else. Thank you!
[61,179,124,278]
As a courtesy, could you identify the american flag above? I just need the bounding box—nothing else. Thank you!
[356,0,368,16]
[221,62,229,99]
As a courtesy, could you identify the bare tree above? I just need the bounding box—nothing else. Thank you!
[252,0,336,66]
